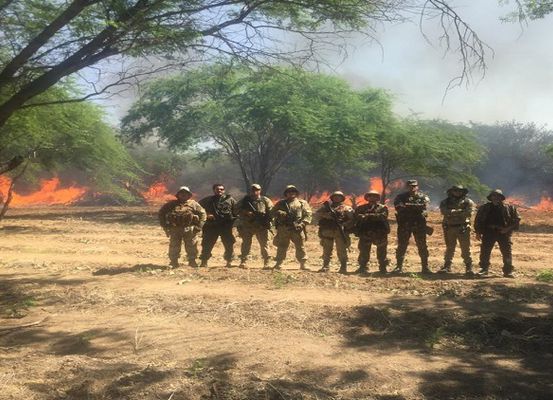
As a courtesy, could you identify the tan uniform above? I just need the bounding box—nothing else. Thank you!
[159,199,206,266]
[315,202,354,268]
[235,195,273,263]
[271,198,312,264]
[440,196,475,271]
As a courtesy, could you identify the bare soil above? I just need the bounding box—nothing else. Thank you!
[1,206,552,400]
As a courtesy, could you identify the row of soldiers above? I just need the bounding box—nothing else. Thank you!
[159,180,521,277]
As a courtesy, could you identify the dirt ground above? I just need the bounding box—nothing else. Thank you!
[1,206,552,400]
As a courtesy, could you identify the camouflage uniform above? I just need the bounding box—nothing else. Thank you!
[474,189,521,277]
[159,197,206,267]
[271,188,312,269]
[439,186,475,274]
[235,194,273,267]
[354,197,390,273]
[394,182,431,273]
[315,192,354,273]
[199,194,237,265]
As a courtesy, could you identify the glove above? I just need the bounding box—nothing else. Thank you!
[293,222,304,232]
[191,215,200,224]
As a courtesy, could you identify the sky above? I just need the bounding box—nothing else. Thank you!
[98,1,553,127]
[334,1,553,126]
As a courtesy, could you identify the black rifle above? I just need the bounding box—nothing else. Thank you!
[246,199,273,233]
[284,200,307,240]
[324,201,350,248]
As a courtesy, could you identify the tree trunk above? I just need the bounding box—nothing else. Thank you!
[0,161,28,221]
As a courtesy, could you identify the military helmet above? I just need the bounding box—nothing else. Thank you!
[447,185,468,195]
[283,184,299,195]
[330,191,346,202]
[364,190,381,200]
[487,189,506,201]
[251,183,262,190]
[176,186,192,195]
[406,179,418,186]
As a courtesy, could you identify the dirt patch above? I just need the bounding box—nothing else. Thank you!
[1,207,552,399]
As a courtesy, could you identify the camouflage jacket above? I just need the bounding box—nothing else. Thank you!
[474,202,521,234]
[234,195,273,229]
[271,198,312,228]
[158,199,206,230]
[199,194,237,227]
[394,191,429,224]
[354,203,390,234]
[439,196,475,227]
[315,201,354,231]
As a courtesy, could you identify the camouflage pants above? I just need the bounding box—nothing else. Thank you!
[443,225,472,267]
[168,226,200,263]
[479,231,513,273]
[200,224,235,261]
[238,225,270,261]
[396,223,429,266]
[273,226,307,263]
[358,231,388,269]
[319,228,349,263]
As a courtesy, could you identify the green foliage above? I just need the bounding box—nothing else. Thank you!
[368,116,485,199]
[536,269,553,283]
[0,84,138,201]
[501,0,553,21]
[471,121,553,198]
[122,66,381,193]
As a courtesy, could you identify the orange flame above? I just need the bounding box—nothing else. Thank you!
[533,196,553,212]
[141,181,175,204]
[0,177,87,206]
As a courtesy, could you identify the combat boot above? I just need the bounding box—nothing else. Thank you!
[262,258,271,270]
[338,261,348,275]
[421,259,432,275]
[299,261,308,271]
[355,263,369,275]
[238,259,248,269]
[199,259,208,268]
[189,260,199,268]
[225,260,233,268]
[273,261,283,270]
[391,260,403,274]
[438,262,451,274]
[170,259,180,269]
[476,267,489,277]
[464,263,474,277]
[318,260,330,273]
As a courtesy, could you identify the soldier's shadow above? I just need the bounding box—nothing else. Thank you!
[92,263,170,276]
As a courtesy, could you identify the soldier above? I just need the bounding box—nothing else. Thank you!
[474,189,521,278]
[439,185,475,275]
[271,185,312,270]
[354,190,390,275]
[199,183,237,268]
[158,186,206,268]
[235,183,273,269]
[315,191,354,274]
[393,179,432,274]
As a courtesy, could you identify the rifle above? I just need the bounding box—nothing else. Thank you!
[246,199,273,234]
[324,201,350,248]
[284,200,307,240]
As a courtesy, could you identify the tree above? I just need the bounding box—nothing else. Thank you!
[122,66,383,193]
[0,83,138,217]
[471,121,553,197]
[370,118,485,201]
[0,0,491,165]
